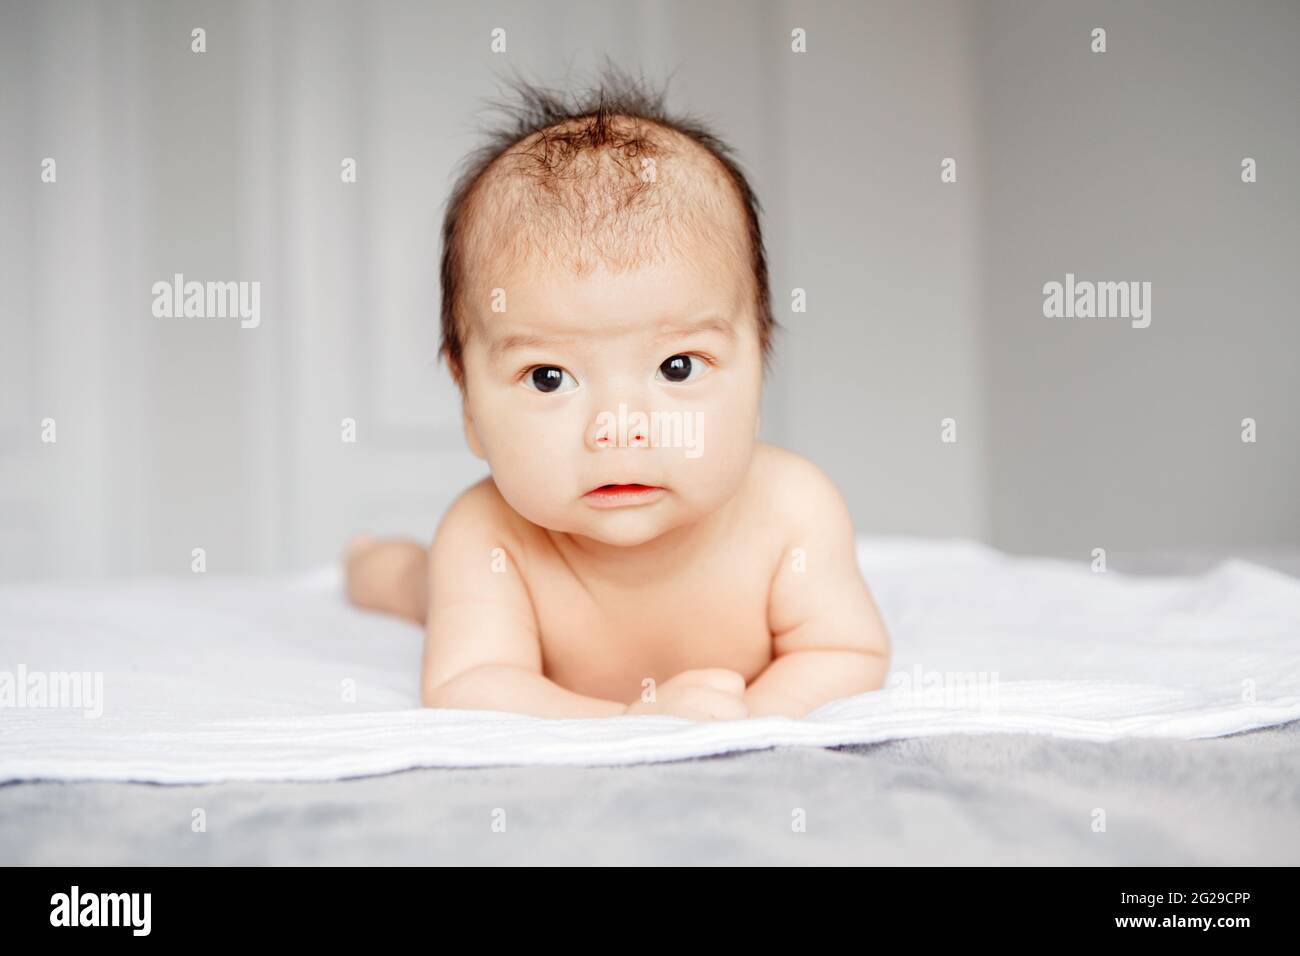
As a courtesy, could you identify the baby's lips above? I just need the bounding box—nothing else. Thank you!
[583,482,664,495]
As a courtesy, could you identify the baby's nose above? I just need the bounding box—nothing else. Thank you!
[586,401,652,451]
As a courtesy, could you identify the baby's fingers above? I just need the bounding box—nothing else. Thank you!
[672,667,747,697]
[675,686,749,722]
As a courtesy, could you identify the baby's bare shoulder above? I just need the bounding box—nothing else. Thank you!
[746,442,852,532]
[433,477,530,552]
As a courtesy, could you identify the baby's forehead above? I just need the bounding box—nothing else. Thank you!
[467,243,751,354]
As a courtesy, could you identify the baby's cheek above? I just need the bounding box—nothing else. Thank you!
[486,417,580,516]
[489,464,562,528]
[668,421,754,511]
[477,391,565,460]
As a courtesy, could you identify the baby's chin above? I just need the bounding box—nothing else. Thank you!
[566,514,677,549]
[515,495,706,549]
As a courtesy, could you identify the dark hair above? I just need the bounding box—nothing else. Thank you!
[438,64,777,388]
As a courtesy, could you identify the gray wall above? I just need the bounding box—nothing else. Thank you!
[0,0,1294,580]
[979,0,1300,557]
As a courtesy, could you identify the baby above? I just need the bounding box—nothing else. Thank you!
[346,75,890,720]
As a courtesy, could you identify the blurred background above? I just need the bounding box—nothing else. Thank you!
[1,0,1296,580]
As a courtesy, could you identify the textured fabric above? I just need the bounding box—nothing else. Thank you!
[5,723,1298,865]
[1,538,1297,784]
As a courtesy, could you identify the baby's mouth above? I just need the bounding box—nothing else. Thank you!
[582,483,666,505]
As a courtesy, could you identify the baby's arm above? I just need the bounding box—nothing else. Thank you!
[421,484,628,719]
[747,460,891,718]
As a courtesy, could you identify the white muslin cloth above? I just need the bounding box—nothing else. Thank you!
[1,538,1297,783]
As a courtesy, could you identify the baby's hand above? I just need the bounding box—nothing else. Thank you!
[624,668,749,721]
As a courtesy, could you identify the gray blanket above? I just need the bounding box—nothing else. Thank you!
[4,719,1296,865]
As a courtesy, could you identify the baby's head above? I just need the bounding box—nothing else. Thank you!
[439,71,777,547]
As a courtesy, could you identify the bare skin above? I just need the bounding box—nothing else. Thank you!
[346,117,890,720]
[347,444,891,720]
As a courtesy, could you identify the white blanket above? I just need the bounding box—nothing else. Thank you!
[1,538,1298,783]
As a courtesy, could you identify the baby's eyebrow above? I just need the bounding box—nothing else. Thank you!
[488,332,572,359]
[487,316,735,360]
[655,316,737,341]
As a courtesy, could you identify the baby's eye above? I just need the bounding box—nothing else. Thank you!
[522,365,578,394]
[656,354,709,384]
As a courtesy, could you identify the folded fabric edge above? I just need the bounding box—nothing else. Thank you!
[3,705,1298,786]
